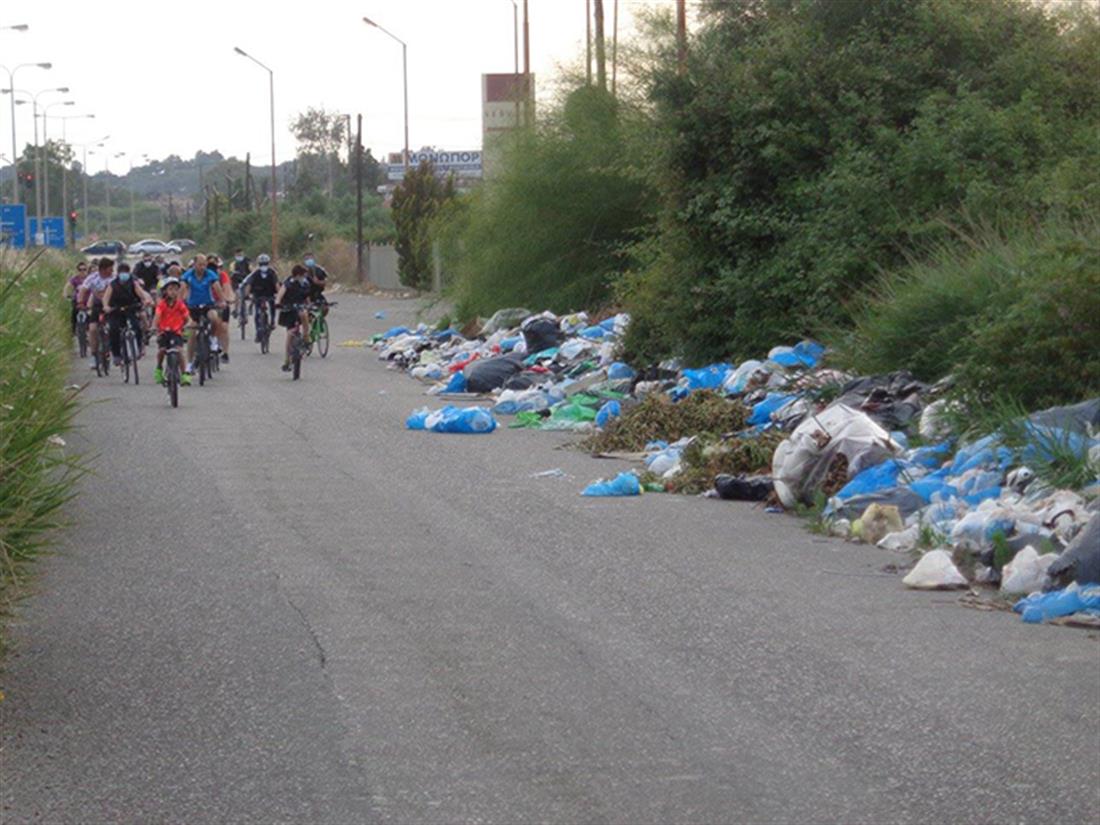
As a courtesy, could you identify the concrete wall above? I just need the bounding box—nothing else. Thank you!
[365,244,401,290]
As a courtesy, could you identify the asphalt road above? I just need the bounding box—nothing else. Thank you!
[2,294,1098,824]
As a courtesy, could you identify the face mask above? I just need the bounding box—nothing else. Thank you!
[235,255,244,262]
[304,258,316,268]
[143,259,152,265]
[119,273,131,283]
[259,265,269,273]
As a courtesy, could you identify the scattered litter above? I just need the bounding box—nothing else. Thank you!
[1000,546,1056,594]
[582,471,642,497]
[339,340,369,348]
[406,406,498,434]
[374,310,387,319]
[903,550,968,590]
[532,468,569,479]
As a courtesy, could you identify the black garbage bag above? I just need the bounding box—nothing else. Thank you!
[522,317,563,355]
[831,371,928,430]
[465,353,525,393]
[715,474,773,502]
[1048,512,1100,587]
[503,372,539,391]
[831,488,928,521]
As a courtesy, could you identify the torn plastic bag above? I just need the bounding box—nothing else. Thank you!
[829,488,928,521]
[480,307,531,336]
[1047,512,1100,587]
[903,550,968,590]
[442,371,468,393]
[595,400,622,429]
[836,458,908,501]
[748,393,800,427]
[419,405,498,434]
[465,353,526,393]
[681,363,733,392]
[950,508,1017,551]
[1015,583,1100,624]
[608,362,636,381]
[494,389,551,415]
[521,316,564,355]
[715,474,773,502]
[722,360,768,395]
[767,341,824,369]
[1000,546,1056,594]
[772,404,906,508]
[582,471,641,497]
[831,371,928,430]
[878,524,921,552]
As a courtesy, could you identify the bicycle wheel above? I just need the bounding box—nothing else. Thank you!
[239,298,249,340]
[258,313,270,354]
[127,330,141,385]
[167,353,179,408]
[317,317,330,358]
[197,333,208,386]
[291,334,302,380]
[76,316,88,358]
[97,332,110,377]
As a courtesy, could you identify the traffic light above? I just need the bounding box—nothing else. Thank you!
[22,172,33,190]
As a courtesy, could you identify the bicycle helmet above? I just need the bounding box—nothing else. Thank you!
[160,276,181,289]
[257,253,271,264]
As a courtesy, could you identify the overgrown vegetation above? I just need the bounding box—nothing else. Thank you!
[0,252,85,653]
[665,430,785,494]
[581,391,748,453]
[393,162,456,290]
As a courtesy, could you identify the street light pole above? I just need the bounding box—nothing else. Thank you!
[40,99,74,215]
[362,17,409,173]
[0,62,51,241]
[234,47,278,257]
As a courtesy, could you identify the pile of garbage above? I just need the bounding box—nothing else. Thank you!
[379,308,1100,626]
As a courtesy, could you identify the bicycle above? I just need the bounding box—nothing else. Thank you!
[253,296,274,354]
[75,308,89,358]
[92,313,111,377]
[237,293,251,341]
[307,301,335,359]
[162,332,184,408]
[277,303,309,380]
[112,307,144,386]
[190,305,218,386]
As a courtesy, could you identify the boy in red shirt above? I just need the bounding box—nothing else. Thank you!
[153,274,192,386]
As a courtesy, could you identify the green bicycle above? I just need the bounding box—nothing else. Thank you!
[306,301,335,358]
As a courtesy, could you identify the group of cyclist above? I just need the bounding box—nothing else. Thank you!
[67,248,331,383]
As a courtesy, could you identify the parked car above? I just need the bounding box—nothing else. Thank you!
[127,239,182,255]
[81,240,126,256]
[169,238,197,251]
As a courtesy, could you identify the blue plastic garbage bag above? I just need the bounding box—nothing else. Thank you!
[669,386,692,402]
[1015,585,1100,624]
[406,408,430,430]
[836,458,907,500]
[962,486,1003,507]
[443,371,468,394]
[748,393,798,427]
[582,472,642,497]
[682,363,732,391]
[408,405,498,434]
[579,325,609,340]
[431,328,458,342]
[382,325,411,340]
[608,362,636,381]
[596,400,622,429]
[909,442,953,470]
[599,316,618,332]
[909,470,958,503]
[500,335,523,352]
[794,340,825,367]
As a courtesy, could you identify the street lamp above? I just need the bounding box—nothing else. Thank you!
[0,24,29,32]
[233,46,278,257]
[39,98,74,214]
[362,16,409,173]
[0,62,50,228]
[75,134,108,239]
[6,85,70,240]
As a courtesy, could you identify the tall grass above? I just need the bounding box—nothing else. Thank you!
[0,250,86,654]
[828,217,1100,410]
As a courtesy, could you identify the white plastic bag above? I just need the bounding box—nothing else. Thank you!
[1000,546,1056,594]
[877,524,921,552]
[903,550,968,590]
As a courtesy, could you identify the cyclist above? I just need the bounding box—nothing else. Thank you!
[102,263,155,366]
[154,254,167,277]
[180,253,226,378]
[303,251,329,308]
[76,258,116,370]
[133,253,161,294]
[63,260,89,334]
[231,248,251,289]
[208,253,235,363]
[241,253,279,339]
[152,276,191,386]
[274,264,312,372]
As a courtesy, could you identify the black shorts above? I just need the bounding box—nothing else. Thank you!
[189,306,214,323]
[157,332,184,349]
[220,306,230,323]
[278,309,304,329]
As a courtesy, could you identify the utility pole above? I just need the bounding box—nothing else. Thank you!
[594,0,607,91]
[586,0,592,86]
[612,0,619,97]
[523,0,532,127]
[677,0,687,74]
[355,113,364,282]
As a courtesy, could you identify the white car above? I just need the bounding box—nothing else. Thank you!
[127,239,182,255]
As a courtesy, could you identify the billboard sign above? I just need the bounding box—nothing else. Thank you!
[386,149,482,182]
[1,203,26,248]
[30,217,66,248]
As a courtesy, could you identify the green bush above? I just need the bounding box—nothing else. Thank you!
[831,218,1100,409]
[621,0,1100,365]
[0,252,85,652]
[442,85,656,321]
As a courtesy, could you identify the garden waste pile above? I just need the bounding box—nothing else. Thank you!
[376,309,1100,627]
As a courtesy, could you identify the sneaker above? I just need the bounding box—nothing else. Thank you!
[281,363,292,372]
[153,366,164,385]
[210,341,221,353]
[180,372,192,386]
[221,352,229,363]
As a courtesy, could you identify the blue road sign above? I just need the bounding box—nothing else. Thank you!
[1,203,27,248]
[30,217,66,248]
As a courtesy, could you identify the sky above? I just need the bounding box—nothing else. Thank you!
[0,0,658,173]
